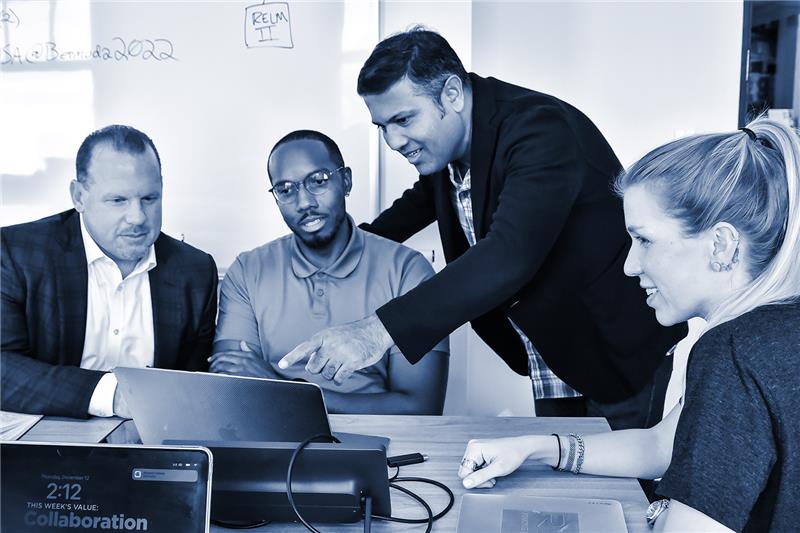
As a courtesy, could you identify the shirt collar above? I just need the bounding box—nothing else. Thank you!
[290,214,364,279]
[448,163,471,192]
[79,214,157,275]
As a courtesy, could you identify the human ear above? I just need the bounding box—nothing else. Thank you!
[440,75,465,113]
[70,180,87,213]
[342,167,352,197]
[710,223,740,272]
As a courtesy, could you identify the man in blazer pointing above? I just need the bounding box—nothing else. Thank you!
[281,28,685,429]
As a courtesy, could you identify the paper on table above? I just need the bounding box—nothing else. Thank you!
[0,410,43,441]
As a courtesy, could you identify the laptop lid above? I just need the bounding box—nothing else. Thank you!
[0,441,212,533]
[114,367,331,445]
[456,494,628,533]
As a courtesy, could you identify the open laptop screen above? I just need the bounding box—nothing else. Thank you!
[1,442,212,533]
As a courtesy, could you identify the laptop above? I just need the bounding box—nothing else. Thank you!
[456,494,628,533]
[114,367,332,445]
[1,441,212,533]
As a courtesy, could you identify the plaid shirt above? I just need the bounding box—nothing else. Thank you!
[448,164,581,400]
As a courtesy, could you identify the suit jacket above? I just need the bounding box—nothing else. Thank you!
[361,74,687,403]
[1,209,218,417]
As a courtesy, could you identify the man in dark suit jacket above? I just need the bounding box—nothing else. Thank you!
[280,29,686,429]
[1,125,217,419]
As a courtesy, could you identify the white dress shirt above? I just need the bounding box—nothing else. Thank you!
[80,216,156,416]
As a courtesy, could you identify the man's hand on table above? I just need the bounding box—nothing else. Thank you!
[278,314,394,384]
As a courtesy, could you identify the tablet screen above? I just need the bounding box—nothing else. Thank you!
[1,442,211,533]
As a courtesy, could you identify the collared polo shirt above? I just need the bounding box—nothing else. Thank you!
[215,217,449,393]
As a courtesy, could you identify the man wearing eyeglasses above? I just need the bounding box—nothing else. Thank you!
[210,130,449,415]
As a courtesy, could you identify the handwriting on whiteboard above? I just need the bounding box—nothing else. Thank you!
[0,7,21,28]
[1,37,177,65]
[244,1,293,49]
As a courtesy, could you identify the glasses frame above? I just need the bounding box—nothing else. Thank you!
[269,166,347,204]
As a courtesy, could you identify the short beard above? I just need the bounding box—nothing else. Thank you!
[297,209,348,250]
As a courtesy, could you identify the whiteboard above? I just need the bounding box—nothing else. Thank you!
[0,0,380,269]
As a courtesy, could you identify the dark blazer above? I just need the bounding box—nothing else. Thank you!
[1,209,218,418]
[362,74,687,403]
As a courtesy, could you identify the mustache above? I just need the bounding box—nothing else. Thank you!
[298,212,325,224]
[117,225,151,236]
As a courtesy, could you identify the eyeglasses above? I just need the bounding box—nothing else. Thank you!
[269,167,347,204]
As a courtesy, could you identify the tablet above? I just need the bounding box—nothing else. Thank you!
[1,442,212,533]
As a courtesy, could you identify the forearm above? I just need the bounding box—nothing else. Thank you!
[322,389,442,415]
[522,427,671,479]
[1,352,104,417]
[571,429,669,479]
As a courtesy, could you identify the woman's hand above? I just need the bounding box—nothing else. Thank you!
[458,435,556,489]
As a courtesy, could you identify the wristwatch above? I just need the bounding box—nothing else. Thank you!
[646,499,670,527]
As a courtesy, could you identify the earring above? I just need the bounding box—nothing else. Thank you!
[711,260,735,272]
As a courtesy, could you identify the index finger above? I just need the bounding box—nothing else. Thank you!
[279,338,322,369]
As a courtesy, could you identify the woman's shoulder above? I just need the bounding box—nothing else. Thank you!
[697,301,800,374]
[704,301,799,337]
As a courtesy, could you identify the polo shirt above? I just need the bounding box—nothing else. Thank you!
[215,217,449,393]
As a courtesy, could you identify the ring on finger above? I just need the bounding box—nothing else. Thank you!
[322,363,339,380]
[460,458,481,471]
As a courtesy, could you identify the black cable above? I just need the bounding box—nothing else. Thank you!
[372,473,455,530]
[382,482,433,533]
[388,476,455,522]
[287,433,341,533]
[286,442,454,533]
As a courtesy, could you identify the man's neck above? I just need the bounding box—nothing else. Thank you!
[114,259,139,279]
[296,217,351,270]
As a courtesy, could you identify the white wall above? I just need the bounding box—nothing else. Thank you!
[472,1,744,165]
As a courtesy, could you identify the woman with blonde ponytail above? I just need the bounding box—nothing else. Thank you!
[456,117,800,532]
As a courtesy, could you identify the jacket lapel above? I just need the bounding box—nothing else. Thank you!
[468,73,501,238]
[57,211,89,365]
[432,168,469,262]
[149,236,182,368]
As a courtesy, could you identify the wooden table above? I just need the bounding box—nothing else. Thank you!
[16,414,649,532]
